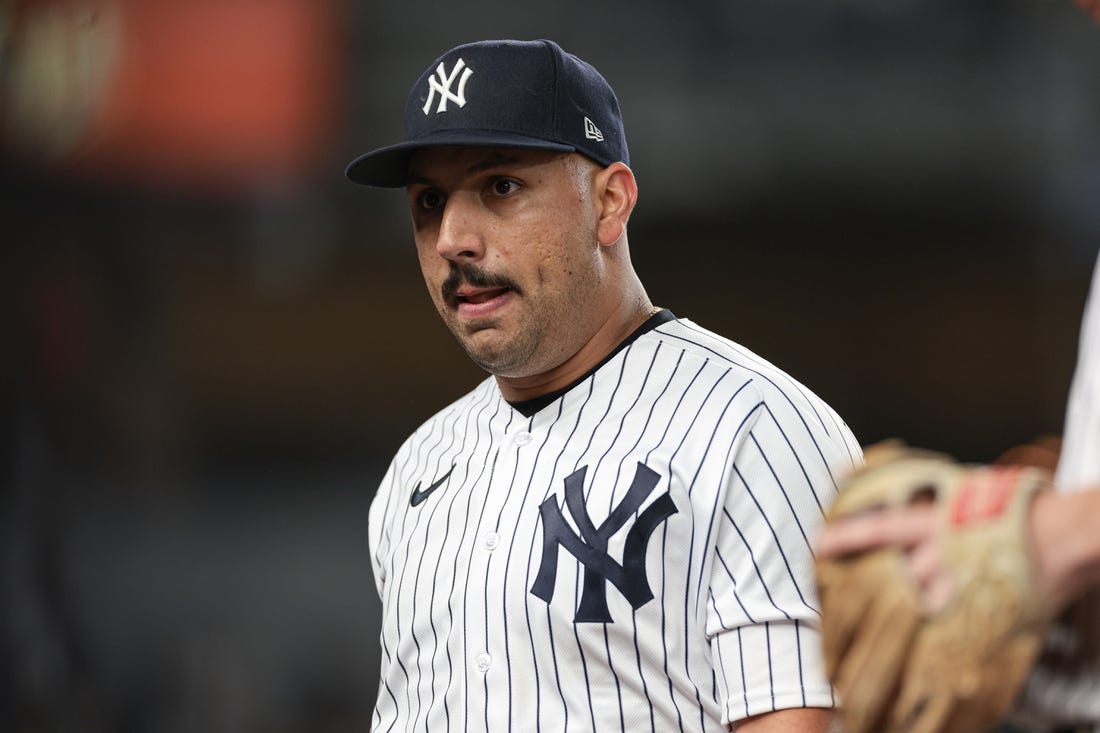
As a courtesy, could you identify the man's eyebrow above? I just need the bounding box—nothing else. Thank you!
[407,152,527,186]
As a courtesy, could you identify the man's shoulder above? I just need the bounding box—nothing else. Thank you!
[650,317,799,395]
[652,317,857,444]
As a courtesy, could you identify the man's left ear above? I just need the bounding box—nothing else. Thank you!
[595,162,638,246]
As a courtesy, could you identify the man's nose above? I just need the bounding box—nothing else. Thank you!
[436,194,485,262]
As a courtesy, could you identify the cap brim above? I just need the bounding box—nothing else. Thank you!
[345,130,576,187]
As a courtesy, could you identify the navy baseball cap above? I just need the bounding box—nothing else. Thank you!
[345,39,629,187]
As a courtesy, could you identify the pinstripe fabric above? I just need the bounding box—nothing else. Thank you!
[368,314,861,731]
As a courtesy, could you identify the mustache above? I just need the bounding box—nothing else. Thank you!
[441,264,520,302]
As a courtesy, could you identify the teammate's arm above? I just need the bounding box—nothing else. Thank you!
[732,706,832,732]
[1029,487,1100,613]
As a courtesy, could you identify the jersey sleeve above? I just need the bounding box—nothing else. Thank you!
[706,396,839,724]
[369,443,411,598]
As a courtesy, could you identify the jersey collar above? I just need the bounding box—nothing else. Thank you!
[507,309,676,418]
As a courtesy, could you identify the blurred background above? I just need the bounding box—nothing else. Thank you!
[2,0,1099,730]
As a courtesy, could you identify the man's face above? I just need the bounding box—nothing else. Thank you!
[406,147,606,378]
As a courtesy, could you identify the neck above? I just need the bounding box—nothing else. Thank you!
[495,292,657,403]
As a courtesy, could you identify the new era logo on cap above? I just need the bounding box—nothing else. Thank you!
[584,117,604,142]
[346,39,629,187]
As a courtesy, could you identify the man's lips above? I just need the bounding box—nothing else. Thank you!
[457,286,510,305]
[441,265,520,314]
[454,287,514,318]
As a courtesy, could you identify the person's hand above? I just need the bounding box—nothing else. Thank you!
[816,500,952,612]
[814,443,1053,733]
[816,467,1090,619]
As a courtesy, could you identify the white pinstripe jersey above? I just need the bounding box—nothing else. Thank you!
[368,311,862,731]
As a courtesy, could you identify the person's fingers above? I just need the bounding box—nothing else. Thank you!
[907,537,954,613]
[816,505,937,558]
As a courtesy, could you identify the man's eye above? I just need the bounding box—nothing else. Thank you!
[418,190,444,210]
[490,179,519,196]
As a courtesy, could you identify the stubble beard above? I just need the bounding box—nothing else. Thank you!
[460,324,541,376]
[448,265,605,379]
[438,262,540,376]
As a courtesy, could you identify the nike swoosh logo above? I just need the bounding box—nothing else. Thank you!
[410,465,455,507]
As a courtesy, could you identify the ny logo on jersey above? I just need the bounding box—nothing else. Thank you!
[422,58,473,115]
[530,462,678,623]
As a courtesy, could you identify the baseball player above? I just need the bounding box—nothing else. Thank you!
[347,39,861,732]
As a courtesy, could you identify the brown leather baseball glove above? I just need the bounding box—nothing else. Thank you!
[816,442,1054,733]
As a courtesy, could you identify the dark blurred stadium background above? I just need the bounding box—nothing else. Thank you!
[3,0,1099,730]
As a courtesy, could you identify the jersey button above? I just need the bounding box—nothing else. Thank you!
[484,532,500,550]
[475,653,492,673]
[514,431,533,446]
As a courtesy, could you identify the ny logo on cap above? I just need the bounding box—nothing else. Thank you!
[423,58,473,115]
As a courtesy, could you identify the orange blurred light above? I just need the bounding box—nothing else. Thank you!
[5,0,343,191]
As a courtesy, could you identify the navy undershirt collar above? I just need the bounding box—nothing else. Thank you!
[506,309,676,418]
